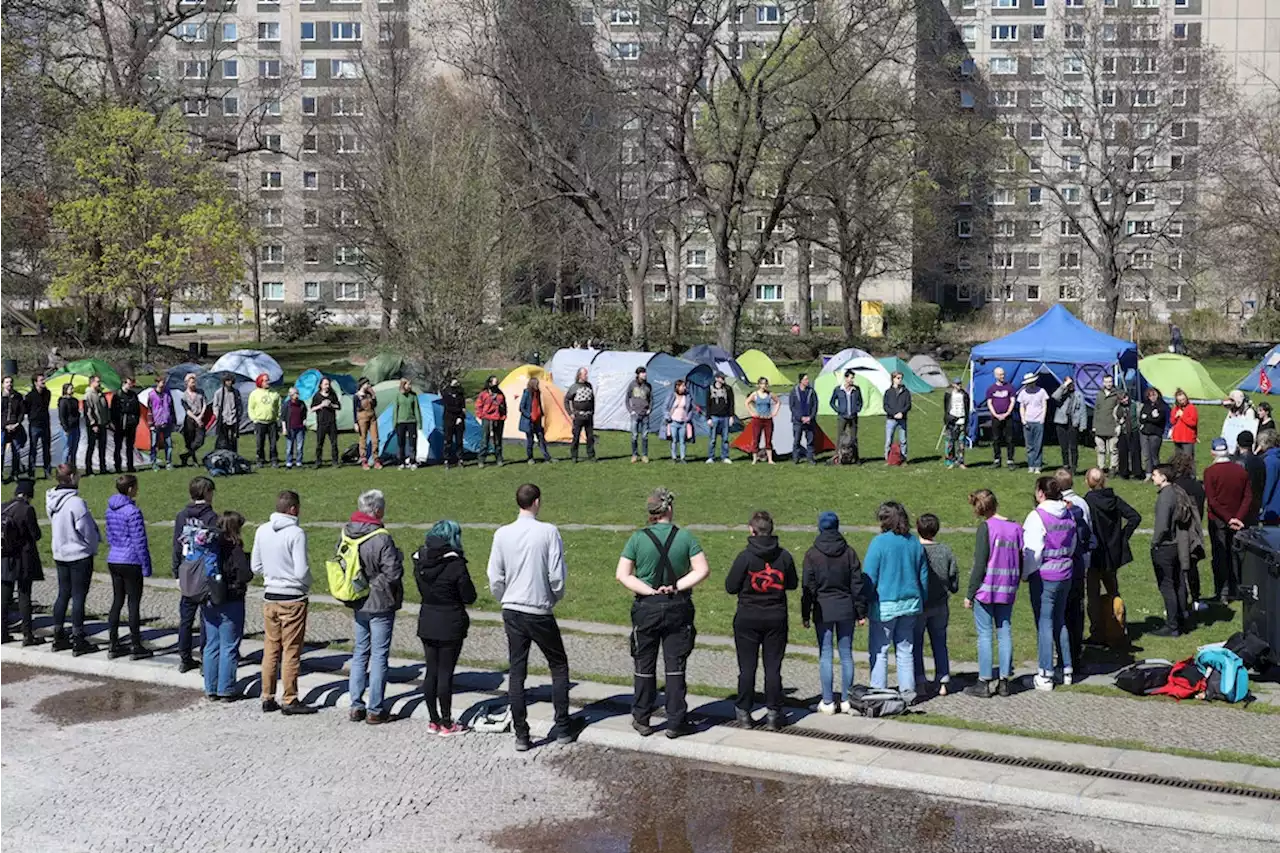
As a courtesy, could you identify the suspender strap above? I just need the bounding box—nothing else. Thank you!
[640,526,681,589]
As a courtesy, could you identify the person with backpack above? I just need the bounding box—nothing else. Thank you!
[202,510,254,700]
[665,379,695,464]
[1203,438,1252,602]
[488,483,580,750]
[45,464,101,655]
[283,386,308,469]
[2,479,44,645]
[58,383,82,471]
[801,512,865,714]
[475,375,507,468]
[1,375,25,482]
[144,375,175,471]
[1082,468,1141,648]
[883,373,912,462]
[25,373,52,479]
[104,474,152,659]
[441,378,466,470]
[179,372,209,467]
[862,501,929,703]
[414,520,477,736]
[616,487,710,739]
[83,374,110,476]
[1022,476,1077,690]
[706,372,735,464]
[830,370,863,465]
[913,513,958,696]
[565,367,596,464]
[352,377,380,470]
[963,489,1022,698]
[626,367,653,464]
[340,489,403,724]
[110,376,141,473]
[251,489,316,715]
[1151,463,1192,636]
[173,476,219,672]
[310,376,341,468]
[518,376,554,465]
[212,374,243,453]
[725,510,798,730]
[393,379,422,469]
[249,374,282,469]
[789,373,819,465]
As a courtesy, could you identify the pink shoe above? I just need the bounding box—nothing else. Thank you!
[436,722,466,737]
[427,722,442,735]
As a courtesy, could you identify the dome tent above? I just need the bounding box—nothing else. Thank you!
[1238,345,1280,396]
[376,393,482,464]
[820,347,873,372]
[684,364,741,437]
[589,351,698,433]
[736,349,792,387]
[681,344,748,383]
[546,348,600,392]
[198,373,256,434]
[499,365,573,444]
[363,352,405,385]
[210,350,283,385]
[732,394,836,457]
[1138,353,1227,403]
[878,356,934,394]
[813,371,886,418]
[908,354,949,389]
[50,359,121,392]
[295,369,357,398]
[163,362,208,392]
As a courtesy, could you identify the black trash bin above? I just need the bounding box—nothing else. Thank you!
[1234,527,1280,652]
[188,342,199,359]
[199,342,209,358]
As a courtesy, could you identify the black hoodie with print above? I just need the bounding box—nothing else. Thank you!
[724,535,797,619]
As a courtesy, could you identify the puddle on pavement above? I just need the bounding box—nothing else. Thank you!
[493,749,1105,853]
[31,679,201,726]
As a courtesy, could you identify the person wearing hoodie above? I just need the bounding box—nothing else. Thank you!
[475,376,507,468]
[251,489,316,715]
[913,514,959,696]
[393,379,422,469]
[441,378,466,470]
[249,373,282,469]
[963,489,1022,698]
[110,376,141,473]
[344,489,404,724]
[883,373,913,461]
[83,374,110,476]
[58,383,82,471]
[788,373,819,465]
[203,510,254,701]
[1204,438,1252,602]
[1022,476,1076,690]
[1092,375,1121,473]
[862,501,929,702]
[173,476,218,672]
[413,520,478,736]
[309,376,341,468]
[725,511,798,731]
[706,372,736,464]
[1,479,44,645]
[179,372,209,467]
[212,373,243,452]
[1051,376,1087,473]
[801,512,866,714]
[1137,387,1168,478]
[24,373,52,478]
[564,367,597,464]
[104,474,152,659]
[145,375,175,471]
[1,375,25,482]
[45,464,101,655]
[626,367,653,463]
[1082,469,1141,648]
[1221,390,1259,454]
[830,370,864,463]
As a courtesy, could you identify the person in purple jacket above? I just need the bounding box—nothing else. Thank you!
[963,489,1023,698]
[105,474,153,659]
[1022,476,1077,691]
[145,376,175,471]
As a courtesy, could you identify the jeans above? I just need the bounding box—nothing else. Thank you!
[816,621,854,705]
[2,430,22,479]
[669,421,688,460]
[991,417,1014,464]
[285,427,306,467]
[733,614,788,712]
[63,423,81,467]
[27,422,51,474]
[869,614,916,699]
[630,415,649,457]
[525,425,551,461]
[150,424,173,467]
[1094,435,1118,471]
[113,424,137,471]
[912,604,950,683]
[1152,544,1186,631]
[262,599,308,705]
[884,418,908,459]
[1029,575,1072,675]
[178,594,202,660]
[973,600,1014,680]
[570,416,594,461]
[944,420,965,466]
[481,419,505,463]
[201,600,245,697]
[1140,434,1162,474]
[422,640,463,724]
[254,423,278,464]
[708,415,731,460]
[792,421,815,462]
[1209,518,1240,599]
[503,609,572,738]
[1023,422,1045,470]
[107,562,144,648]
[349,610,395,715]
[1058,424,1079,472]
[630,594,696,728]
[52,558,93,638]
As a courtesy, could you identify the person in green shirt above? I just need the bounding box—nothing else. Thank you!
[393,379,423,469]
[248,374,282,468]
[615,487,710,739]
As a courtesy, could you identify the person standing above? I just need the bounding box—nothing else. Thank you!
[745,378,778,465]
[309,376,341,468]
[1171,451,1208,610]
[1221,390,1259,454]
[1051,376,1086,473]
[144,376,175,471]
[173,476,218,672]
[24,373,52,479]
[251,489,316,715]
[343,489,404,724]
[1017,373,1048,473]
[883,372,912,462]
[1262,431,1280,525]
[413,520,477,736]
[615,487,710,738]
[110,376,141,473]
[829,369,862,464]
[788,373,819,465]
[1115,389,1142,479]
[801,512,865,714]
[351,378,380,470]
[1256,403,1276,444]
[1082,468,1141,648]
[725,510,797,730]
[705,372,735,464]
[441,378,466,470]
[1,376,25,482]
[1203,439,1251,602]
[475,376,507,468]
[104,474,152,659]
[1150,464,1191,636]
[665,379,695,464]
[943,376,969,469]
[83,374,110,476]
[626,367,653,463]
[203,511,254,701]
[212,374,243,452]
[862,501,928,703]
[179,372,209,467]
[57,384,82,471]
[565,367,596,463]
[1137,387,1168,479]
[1169,389,1199,462]
[913,513,958,696]
[1022,476,1076,690]
[392,379,421,469]
[248,374,282,469]
[1092,376,1121,473]
[1233,430,1265,526]
[963,489,1022,698]
[1,479,44,646]
[985,367,1016,468]
[283,387,308,469]
[488,483,580,750]
[518,376,554,465]
[46,465,101,655]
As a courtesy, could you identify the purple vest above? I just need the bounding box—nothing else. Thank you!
[148,389,174,428]
[978,517,1023,605]
[1035,507,1076,582]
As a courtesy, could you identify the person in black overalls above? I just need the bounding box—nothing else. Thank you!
[615,488,711,739]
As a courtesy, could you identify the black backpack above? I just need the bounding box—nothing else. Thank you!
[846,686,909,717]
[1114,660,1173,695]
[1225,631,1274,674]
[0,500,29,558]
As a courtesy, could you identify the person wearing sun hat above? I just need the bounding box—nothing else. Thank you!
[1017,372,1049,473]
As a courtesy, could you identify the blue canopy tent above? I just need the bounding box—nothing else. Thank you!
[376,393,483,464]
[1238,345,1280,396]
[681,344,747,383]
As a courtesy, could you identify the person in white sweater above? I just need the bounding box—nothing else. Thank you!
[251,490,316,715]
[45,465,100,655]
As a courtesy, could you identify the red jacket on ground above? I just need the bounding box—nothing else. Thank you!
[1169,403,1199,443]
[1203,459,1253,524]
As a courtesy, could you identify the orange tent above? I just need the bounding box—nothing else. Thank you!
[498,365,573,444]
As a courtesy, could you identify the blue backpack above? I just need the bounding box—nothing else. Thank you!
[1194,647,1250,703]
[177,518,221,602]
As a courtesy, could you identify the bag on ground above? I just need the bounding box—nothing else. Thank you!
[885,441,904,467]
[203,449,253,477]
[1195,647,1250,703]
[341,443,361,464]
[1224,631,1274,674]
[325,529,385,603]
[1149,657,1207,700]
[834,431,857,465]
[1114,659,1172,695]
[846,686,909,717]
[176,519,220,602]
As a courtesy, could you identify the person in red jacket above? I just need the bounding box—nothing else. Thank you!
[1169,389,1198,461]
[1203,437,1252,602]
[474,376,506,468]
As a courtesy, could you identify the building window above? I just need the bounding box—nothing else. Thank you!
[959,90,976,109]
[1132,57,1157,75]
[990,188,1015,206]
[991,25,1018,42]
[263,134,282,152]
[1026,252,1042,270]
[261,208,283,227]
[1029,220,1043,238]
[990,252,1014,270]
[1032,24,1045,41]
[335,246,362,265]
[1131,23,1159,41]
[1102,23,1117,41]
[991,0,1017,7]
[331,60,362,79]
[761,249,784,268]
[179,60,207,79]
[1126,219,1154,236]
[1166,282,1183,302]
[304,281,321,302]
[685,249,707,267]
[331,21,362,41]
[1167,220,1184,238]
[263,282,284,301]
[990,57,1017,75]
[1173,56,1187,74]
[1061,219,1082,236]
[686,283,706,301]
[302,171,318,190]
[1169,251,1185,271]
[1102,57,1116,75]
[1059,283,1083,300]
[333,97,363,116]
[301,21,315,41]
[961,24,978,45]
[260,244,284,264]
[957,219,972,238]
[1029,122,1044,141]
[1061,122,1081,139]
[1170,154,1184,171]
[175,22,207,42]
[304,245,321,264]
[989,91,1017,107]
[259,59,281,79]
[1123,282,1152,302]
[257,21,281,42]
[1133,0,1158,6]
[956,282,972,302]
[301,59,317,80]
[1130,251,1155,270]
[335,282,362,301]
[261,99,281,116]
[379,21,395,42]
[181,97,207,117]
[994,220,1016,238]
[303,208,320,228]
[222,22,237,42]
[756,4,781,23]
[611,41,640,60]
[261,171,282,190]
[1173,23,1188,40]
[222,59,238,79]
[335,209,360,227]
[1027,283,1041,301]
[1065,0,1084,6]
[957,254,972,271]
[222,96,239,116]
[1168,185,1185,204]
[1063,56,1083,74]
[755,283,783,301]
[334,173,360,191]
[302,96,317,115]
[1171,122,1186,140]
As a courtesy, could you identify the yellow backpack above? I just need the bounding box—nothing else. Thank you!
[325,529,387,602]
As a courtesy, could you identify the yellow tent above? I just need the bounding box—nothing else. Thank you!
[498,365,574,443]
[736,349,792,388]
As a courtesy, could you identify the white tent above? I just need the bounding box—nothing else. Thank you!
[821,347,874,373]
[826,355,892,391]
[46,417,147,471]
[210,350,284,385]
[908,354,949,389]
[589,351,697,433]
[546,348,599,391]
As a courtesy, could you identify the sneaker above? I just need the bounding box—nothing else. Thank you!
[373,461,382,470]
[527,459,535,466]
[813,701,837,716]
[71,637,99,656]
[349,708,367,723]
[642,456,649,464]
[438,722,466,737]
[840,700,853,714]
[514,733,532,752]
[362,462,370,470]
[1062,668,1074,686]
[937,680,949,697]
[722,458,732,464]
[631,718,654,737]
[1193,600,1210,613]
[1033,673,1054,691]
[262,699,282,713]
[631,455,638,463]
[735,708,754,727]
[556,718,586,745]
[107,643,130,659]
[964,680,995,699]
[22,634,45,647]
[51,631,72,652]
[281,701,317,716]
[705,458,716,464]
[427,722,442,735]
[665,722,696,739]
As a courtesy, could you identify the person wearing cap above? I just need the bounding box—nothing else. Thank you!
[883,372,912,462]
[616,487,710,738]
[626,367,653,463]
[1051,376,1087,474]
[984,367,1016,469]
[352,377,380,470]
[1221,390,1259,455]
[249,373,282,468]
[705,372,735,464]
[1017,373,1049,474]
[1092,375,1122,474]
[1,478,44,645]
[1204,437,1252,602]
[212,373,243,452]
[565,367,597,463]
[830,369,863,463]
[801,512,865,714]
[942,376,969,469]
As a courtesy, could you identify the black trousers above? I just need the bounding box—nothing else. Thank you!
[27,422,51,474]
[443,417,464,464]
[113,424,137,471]
[178,594,201,659]
[1209,518,1240,599]
[481,419,504,462]
[630,594,696,728]
[733,614,788,713]
[2,576,34,636]
[571,416,595,461]
[214,421,238,452]
[1116,433,1143,479]
[422,639,463,724]
[991,417,1014,463]
[53,557,93,638]
[396,422,416,463]
[315,419,339,464]
[182,420,206,464]
[1140,434,1163,475]
[502,610,571,738]
[1057,425,1079,473]
[107,563,144,647]
[254,423,278,463]
[86,424,108,474]
[1064,573,1085,669]
[1186,556,1203,604]
[1152,544,1186,631]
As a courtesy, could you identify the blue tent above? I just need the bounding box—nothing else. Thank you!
[163,362,207,392]
[376,393,482,464]
[295,369,358,400]
[681,344,747,383]
[1238,345,1280,396]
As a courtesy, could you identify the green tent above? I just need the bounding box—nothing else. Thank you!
[51,358,122,391]
[1138,353,1227,402]
[877,356,934,394]
[814,371,885,418]
[736,349,792,388]
[364,352,404,385]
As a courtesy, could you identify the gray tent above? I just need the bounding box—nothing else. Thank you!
[908,354,949,389]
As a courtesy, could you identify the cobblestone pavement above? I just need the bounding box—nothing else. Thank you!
[2,668,1273,853]
[25,576,1280,762]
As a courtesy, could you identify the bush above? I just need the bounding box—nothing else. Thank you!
[269,305,331,342]
[1246,308,1280,342]
[883,303,941,353]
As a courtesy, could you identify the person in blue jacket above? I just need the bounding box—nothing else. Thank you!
[1259,430,1280,524]
[789,373,819,464]
[830,370,863,462]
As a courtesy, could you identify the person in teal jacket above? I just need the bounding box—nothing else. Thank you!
[862,501,929,703]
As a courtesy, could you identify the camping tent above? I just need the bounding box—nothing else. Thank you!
[210,350,283,385]
[878,356,934,394]
[683,364,744,437]
[163,363,207,392]
[44,374,92,400]
[908,354,949,389]
[590,352,698,433]
[295,369,357,397]
[1138,353,1227,402]
[813,371,886,418]
[372,380,409,415]
[820,347,873,372]
[1238,345,1280,396]
[732,395,836,458]
[546,348,599,391]
[50,359,121,392]
[681,344,748,383]
[499,366,573,444]
[376,393,482,464]
[736,349,791,387]
[197,373,257,434]
[364,352,404,385]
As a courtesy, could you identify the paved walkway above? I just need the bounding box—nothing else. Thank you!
[23,575,1280,762]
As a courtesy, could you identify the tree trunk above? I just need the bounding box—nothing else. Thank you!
[796,236,812,336]
[627,266,647,348]
[840,256,863,342]
[160,298,172,336]
[554,235,566,313]
[668,270,680,342]
[1101,265,1121,336]
[251,262,262,343]
[142,302,157,361]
